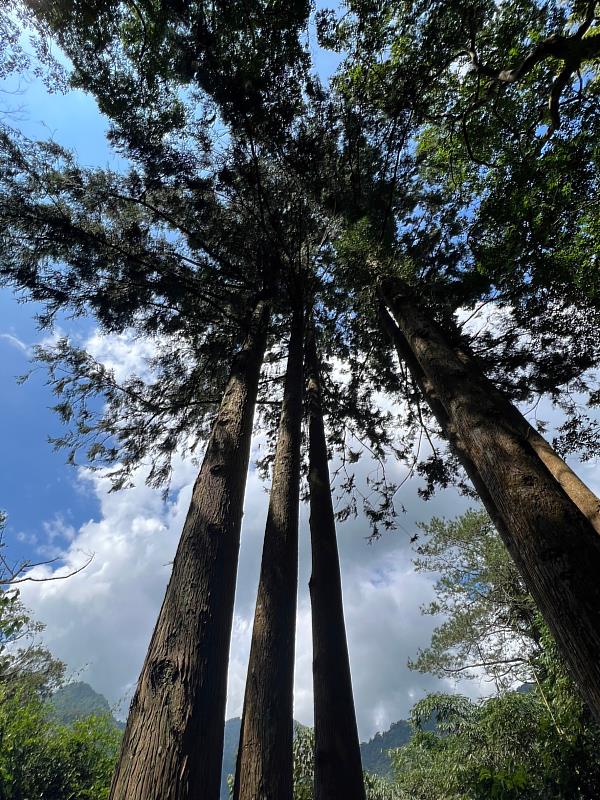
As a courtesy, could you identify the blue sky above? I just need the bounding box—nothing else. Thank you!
[0,25,470,736]
[6,11,598,739]
[0,76,120,565]
[0,293,96,552]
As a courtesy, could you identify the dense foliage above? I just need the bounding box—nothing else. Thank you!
[389,508,600,799]
[0,693,121,800]
[392,677,600,799]
[0,567,121,800]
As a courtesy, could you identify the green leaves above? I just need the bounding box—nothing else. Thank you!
[393,507,600,798]
[0,688,121,800]
[0,585,120,799]
[409,509,540,688]
[392,686,600,799]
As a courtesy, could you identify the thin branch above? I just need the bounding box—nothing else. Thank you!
[1,552,94,585]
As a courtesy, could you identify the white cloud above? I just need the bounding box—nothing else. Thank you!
[20,455,196,713]
[0,332,31,356]
[43,514,77,543]
[84,330,160,382]
[0,325,67,359]
[20,320,600,745]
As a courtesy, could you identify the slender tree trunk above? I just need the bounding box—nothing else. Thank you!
[380,280,600,720]
[306,319,366,800]
[233,305,305,800]
[109,299,271,800]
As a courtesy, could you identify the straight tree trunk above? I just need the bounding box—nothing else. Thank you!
[444,318,600,534]
[381,301,600,536]
[233,304,305,800]
[515,422,600,534]
[378,303,511,541]
[381,280,600,720]
[109,299,271,800]
[306,319,366,800]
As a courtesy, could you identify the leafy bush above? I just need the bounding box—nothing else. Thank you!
[0,687,121,799]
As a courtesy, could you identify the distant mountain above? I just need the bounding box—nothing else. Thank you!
[50,681,124,729]
[218,716,421,798]
[220,717,242,799]
[360,719,415,777]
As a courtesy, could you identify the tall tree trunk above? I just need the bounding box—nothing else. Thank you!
[515,421,600,533]
[233,304,305,800]
[380,281,600,720]
[449,322,600,534]
[381,301,600,536]
[378,303,511,541]
[306,319,366,800]
[109,299,270,800]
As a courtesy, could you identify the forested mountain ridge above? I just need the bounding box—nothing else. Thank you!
[219,716,412,797]
[359,720,415,777]
[50,681,124,729]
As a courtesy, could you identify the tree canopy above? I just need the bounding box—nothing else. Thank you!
[2,1,600,798]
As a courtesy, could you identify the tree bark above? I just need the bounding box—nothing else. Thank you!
[455,332,600,535]
[306,319,366,800]
[378,303,511,541]
[381,281,600,720]
[109,299,270,800]
[382,301,600,535]
[233,304,305,800]
[514,421,600,534]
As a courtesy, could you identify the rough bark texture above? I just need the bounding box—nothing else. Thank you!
[378,303,511,541]
[233,306,304,800]
[382,282,600,721]
[306,321,366,800]
[382,300,600,534]
[449,326,600,535]
[517,422,600,534]
[109,300,270,800]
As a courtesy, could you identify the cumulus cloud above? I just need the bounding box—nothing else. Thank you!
[85,329,160,382]
[21,321,600,743]
[19,429,481,739]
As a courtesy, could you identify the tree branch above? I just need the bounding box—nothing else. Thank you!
[464,10,600,132]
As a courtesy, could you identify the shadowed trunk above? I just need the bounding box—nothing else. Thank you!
[306,319,366,800]
[381,280,600,721]
[109,299,270,800]
[452,330,600,535]
[379,303,511,541]
[233,304,305,800]
[381,302,600,535]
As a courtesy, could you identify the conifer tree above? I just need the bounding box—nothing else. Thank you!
[233,300,304,800]
[306,317,366,800]
[310,1,600,715]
